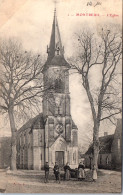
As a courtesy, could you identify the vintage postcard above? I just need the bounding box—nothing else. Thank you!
[0,0,122,193]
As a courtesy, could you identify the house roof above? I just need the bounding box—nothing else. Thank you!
[85,118,122,155]
[85,134,114,155]
[99,134,114,154]
[17,113,45,135]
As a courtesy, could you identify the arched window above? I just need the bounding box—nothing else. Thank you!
[106,156,109,165]
[73,151,76,163]
[55,78,64,93]
[40,134,42,142]
[67,151,70,163]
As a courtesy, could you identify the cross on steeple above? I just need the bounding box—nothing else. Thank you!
[46,0,64,58]
[43,1,70,71]
[54,0,57,10]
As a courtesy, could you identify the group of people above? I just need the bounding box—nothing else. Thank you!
[44,161,66,183]
[44,161,97,183]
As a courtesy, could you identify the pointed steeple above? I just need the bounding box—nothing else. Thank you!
[43,8,70,70]
[47,8,64,58]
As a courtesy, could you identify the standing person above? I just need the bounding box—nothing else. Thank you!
[92,164,97,182]
[64,162,71,180]
[44,162,49,183]
[78,161,85,181]
[89,153,93,170]
[53,162,60,183]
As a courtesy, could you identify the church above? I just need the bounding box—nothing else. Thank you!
[16,9,78,170]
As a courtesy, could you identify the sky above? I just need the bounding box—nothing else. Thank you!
[0,0,122,150]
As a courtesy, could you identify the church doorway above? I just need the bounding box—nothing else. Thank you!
[55,151,64,166]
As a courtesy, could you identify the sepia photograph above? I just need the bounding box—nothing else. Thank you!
[0,0,122,193]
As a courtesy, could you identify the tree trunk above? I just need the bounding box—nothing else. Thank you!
[93,122,99,169]
[93,143,99,168]
[8,108,17,170]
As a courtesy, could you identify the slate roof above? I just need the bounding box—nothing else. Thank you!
[99,134,114,154]
[17,113,45,135]
[85,119,122,155]
[85,134,114,155]
[42,9,70,72]
[48,9,64,58]
[44,55,70,70]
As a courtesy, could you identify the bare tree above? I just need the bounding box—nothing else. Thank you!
[69,29,122,171]
[0,38,44,170]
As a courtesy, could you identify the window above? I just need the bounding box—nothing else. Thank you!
[73,151,76,163]
[55,78,64,93]
[40,134,42,142]
[72,131,77,146]
[106,156,109,165]
[23,134,25,145]
[20,136,22,145]
[66,124,71,141]
[118,139,120,150]
[67,151,70,163]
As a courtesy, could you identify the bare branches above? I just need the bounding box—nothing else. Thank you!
[0,38,44,120]
[100,110,122,122]
[70,28,122,127]
[69,28,122,168]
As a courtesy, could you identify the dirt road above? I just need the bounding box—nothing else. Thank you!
[0,169,121,193]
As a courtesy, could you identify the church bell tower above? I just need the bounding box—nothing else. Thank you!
[42,8,78,168]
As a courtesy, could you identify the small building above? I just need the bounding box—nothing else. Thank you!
[84,119,122,170]
[0,137,11,168]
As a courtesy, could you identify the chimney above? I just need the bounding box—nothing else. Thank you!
[104,132,108,136]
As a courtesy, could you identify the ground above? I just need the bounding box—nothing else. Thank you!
[0,169,122,193]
